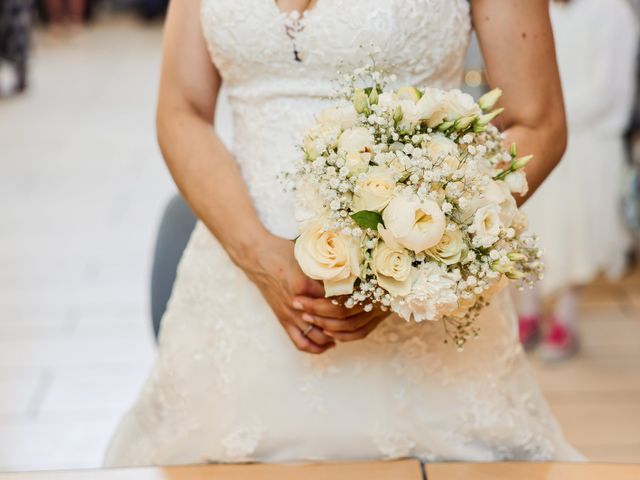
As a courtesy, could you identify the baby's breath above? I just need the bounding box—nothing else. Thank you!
[290,65,543,350]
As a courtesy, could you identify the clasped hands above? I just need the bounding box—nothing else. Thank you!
[242,234,388,354]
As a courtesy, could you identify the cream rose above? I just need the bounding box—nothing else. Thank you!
[397,99,420,132]
[372,241,413,296]
[426,133,459,173]
[461,180,517,227]
[377,91,398,110]
[353,166,396,212]
[428,227,467,265]
[317,101,359,130]
[426,133,457,158]
[344,151,371,176]
[294,222,363,297]
[416,87,448,127]
[445,89,481,121]
[303,123,341,160]
[493,180,518,226]
[379,193,446,253]
[471,205,502,247]
[337,126,374,155]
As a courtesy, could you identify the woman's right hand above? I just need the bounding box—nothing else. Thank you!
[239,233,338,354]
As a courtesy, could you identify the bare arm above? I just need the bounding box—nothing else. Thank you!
[157,0,343,353]
[156,0,266,266]
[473,0,567,203]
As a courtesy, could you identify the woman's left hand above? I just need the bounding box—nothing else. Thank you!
[293,297,389,342]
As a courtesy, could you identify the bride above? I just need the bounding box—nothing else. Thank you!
[106,0,583,465]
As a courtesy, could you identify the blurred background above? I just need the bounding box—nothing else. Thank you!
[1,0,640,472]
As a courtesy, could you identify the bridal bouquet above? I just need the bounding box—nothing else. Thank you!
[290,68,542,348]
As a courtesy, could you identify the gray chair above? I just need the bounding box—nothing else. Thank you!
[150,194,197,338]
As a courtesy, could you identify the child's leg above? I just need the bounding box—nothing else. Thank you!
[539,287,579,361]
[515,286,542,349]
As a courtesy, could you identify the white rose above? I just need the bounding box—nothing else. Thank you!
[303,123,341,159]
[397,99,420,132]
[493,180,518,227]
[428,227,467,265]
[377,91,398,110]
[461,180,517,227]
[504,170,529,196]
[344,151,371,176]
[317,101,359,130]
[294,222,363,297]
[338,127,374,155]
[379,192,446,253]
[353,166,397,212]
[471,205,502,247]
[445,89,481,121]
[372,241,413,296]
[426,133,457,158]
[415,88,448,127]
[426,133,460,172]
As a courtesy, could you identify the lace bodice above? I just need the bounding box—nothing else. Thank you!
[200,0,471,238]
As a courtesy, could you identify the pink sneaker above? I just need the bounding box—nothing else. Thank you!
[518,315,540,351]
[538,317,578,362]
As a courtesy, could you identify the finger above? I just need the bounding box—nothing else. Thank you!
[291,274,325,298]
[330,315,385,342]
[292,296,363,319]
[302,278,325,298]
[306,325,335,346]
[288,310,335,346]
[284,323,333,354]
[302,312,375,333]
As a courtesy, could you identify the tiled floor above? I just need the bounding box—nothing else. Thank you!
[0,17,168,471]
[532,271,640,463]
[0,15,639,473]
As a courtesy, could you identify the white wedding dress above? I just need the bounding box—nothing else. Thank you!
[105,0,583,466]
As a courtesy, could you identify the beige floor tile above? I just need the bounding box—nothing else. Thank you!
[549,403,640,448]
[575,444,640,463]
[532,357,640,396]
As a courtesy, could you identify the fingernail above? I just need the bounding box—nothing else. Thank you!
[292,299,304,310]
[323,329,334,338]
[302,313,313,323]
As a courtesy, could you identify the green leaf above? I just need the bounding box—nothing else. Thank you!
[350,210,384,230]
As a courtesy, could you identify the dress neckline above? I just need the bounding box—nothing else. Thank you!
[272,0,319,20]
[271,1,322,62]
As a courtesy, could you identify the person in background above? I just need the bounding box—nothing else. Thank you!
[0,0,33,94]
[517,0,639,360]
[44,0,86,29]
[138,0,168,21]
